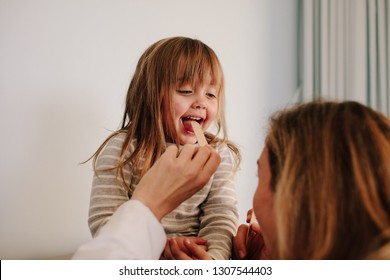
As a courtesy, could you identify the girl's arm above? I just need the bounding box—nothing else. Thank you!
[88,134,132,236]
[76,144,222,259]
[197,144,239,260]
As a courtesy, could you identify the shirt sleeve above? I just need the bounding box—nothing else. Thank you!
[197,144,239,260]
[72,200,166,259]
[88,134,132,236]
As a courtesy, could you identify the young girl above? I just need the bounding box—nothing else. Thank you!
[87,37,240,260]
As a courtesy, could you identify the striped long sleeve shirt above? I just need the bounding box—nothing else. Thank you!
[88,133,239,260]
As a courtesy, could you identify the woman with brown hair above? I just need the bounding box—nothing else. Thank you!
[169,100,390,259]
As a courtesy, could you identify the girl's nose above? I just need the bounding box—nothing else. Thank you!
[194,102,207,109]
[193,95,207,109]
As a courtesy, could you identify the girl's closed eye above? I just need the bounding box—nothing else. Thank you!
[177,89,192,95]
[206,92,217,99]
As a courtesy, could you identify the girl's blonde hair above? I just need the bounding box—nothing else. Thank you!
[265,100,390,259]
[91,37,240,190]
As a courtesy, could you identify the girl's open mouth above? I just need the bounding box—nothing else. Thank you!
[181,116,203,133]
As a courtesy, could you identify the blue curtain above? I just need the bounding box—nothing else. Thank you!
[296,0,390,116]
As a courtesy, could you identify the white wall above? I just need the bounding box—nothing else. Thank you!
[0,0,297,259]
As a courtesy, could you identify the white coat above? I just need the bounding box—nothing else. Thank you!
[72,200,166,259]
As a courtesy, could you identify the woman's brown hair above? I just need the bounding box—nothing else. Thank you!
[266,101,390,259]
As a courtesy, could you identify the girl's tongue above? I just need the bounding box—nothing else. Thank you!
[182,118,195,133]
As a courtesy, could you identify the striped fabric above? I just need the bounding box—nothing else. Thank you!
[88,133,239,260]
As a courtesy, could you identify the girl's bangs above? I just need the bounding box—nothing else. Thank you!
[176,50,222,87]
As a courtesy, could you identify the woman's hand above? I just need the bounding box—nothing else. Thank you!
[168,237,213,260]
[232,209,269,259]
[132,145,221,220]
[163,237,213,260]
